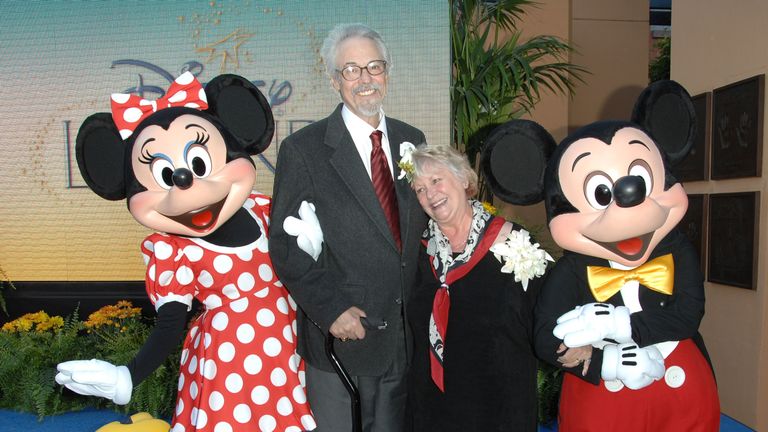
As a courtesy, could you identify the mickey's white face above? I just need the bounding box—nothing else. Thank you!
[127,114,255,237]
[549,127,688,267]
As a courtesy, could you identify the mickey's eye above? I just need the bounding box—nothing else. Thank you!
[584,172,614,210]
[150,158,175,190]
[628,160,653,196]
[186,145,212,178]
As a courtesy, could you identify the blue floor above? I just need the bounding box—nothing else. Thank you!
[0,409,755,431]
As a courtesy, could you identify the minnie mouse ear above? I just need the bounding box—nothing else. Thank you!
[204,74,275,155]
[481,119,555,205]
[631,80,696,165]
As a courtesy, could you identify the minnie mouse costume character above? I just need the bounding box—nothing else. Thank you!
[55,73,316,432]
[482,80,720,431]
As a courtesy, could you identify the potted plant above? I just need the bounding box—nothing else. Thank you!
[451,0,585,200]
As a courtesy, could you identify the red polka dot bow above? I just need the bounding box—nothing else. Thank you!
[110,71,209,140]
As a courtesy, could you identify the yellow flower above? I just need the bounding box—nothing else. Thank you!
[1,311,64,333]
[84,301,142,329]
[482,201,498,216]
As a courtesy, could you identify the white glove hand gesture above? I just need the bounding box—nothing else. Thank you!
[55,359,132,405]
[553,303,633,347]
[602,343,665,390]
[283,201,323,261]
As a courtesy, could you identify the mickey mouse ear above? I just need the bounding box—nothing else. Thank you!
[481,119,555,205]
[631,80,696,165]
[204,74,275,155]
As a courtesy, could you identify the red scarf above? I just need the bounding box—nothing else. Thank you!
[428,216,504,392]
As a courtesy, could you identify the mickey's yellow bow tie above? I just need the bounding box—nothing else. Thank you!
[586,254,674,302]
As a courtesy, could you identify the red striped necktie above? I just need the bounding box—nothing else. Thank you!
[370,130,401,250]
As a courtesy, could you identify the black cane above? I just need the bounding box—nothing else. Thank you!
[324,317,388,432]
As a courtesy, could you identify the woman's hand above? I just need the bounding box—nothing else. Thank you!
[557,343,593,376]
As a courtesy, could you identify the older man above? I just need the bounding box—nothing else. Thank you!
[269,23,427,431]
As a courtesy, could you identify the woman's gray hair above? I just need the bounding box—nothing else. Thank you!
[410,144,479,196]
[320,23,391,78]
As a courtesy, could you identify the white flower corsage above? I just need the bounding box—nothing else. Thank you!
[490,229,554,291]
[397,141,416,182]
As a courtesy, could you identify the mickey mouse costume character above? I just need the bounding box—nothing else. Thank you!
[55,73,316,432]
[482,80,720,431]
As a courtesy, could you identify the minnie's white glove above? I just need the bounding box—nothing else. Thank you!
[553,303,632,347]
[283,201,323,261]
[55,359,132,405]
[602,343,665,390]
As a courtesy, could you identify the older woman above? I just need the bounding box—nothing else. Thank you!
[404,144,550,431]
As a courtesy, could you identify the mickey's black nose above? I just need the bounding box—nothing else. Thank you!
[172,168,194,190]
[613,175,646,208]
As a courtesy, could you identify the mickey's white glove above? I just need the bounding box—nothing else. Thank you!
[602,343,665,390]
[553,303,632,347]
[55,359,132,405]
[283,201,323,261]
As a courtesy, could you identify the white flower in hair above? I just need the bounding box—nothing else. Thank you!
[490,229,554,291]
[397,141,417,181]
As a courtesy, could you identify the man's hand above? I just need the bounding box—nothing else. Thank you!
[553,303,633,347]
[329,306,367,341]
[55,359,133,405]
[283,201,323,261]
[557,343,593,376]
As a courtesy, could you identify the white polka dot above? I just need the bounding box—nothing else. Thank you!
[158,270,175,286]
[198,88,208,103]
[288,295,297,311]
[204,333,211,348]
[283,325,293,343]
[175,266,193,285]
[111,93,131,104]
[218,342,235,362]
[167,90,187,103]
[258,264,273,281]
[226,373,243,393]
[286,427,302,432]
[276,297,289,315]
[298,370,306,387]
[257,309,275,327]
[196,409,208,428]
[230,297,249,313]
[172,422,185,432]
[222,283,240,300]
[190,407,199,426]
[254,196,270,206]
[274,280,283,287]
[176,398,184,416]
[123,107,144,123]
[190,381,198,400]
[238,272,255,291]
[142,253,150,266]
[213,422,232,432]
[193,333,201,349]
[198,270,214,287]
[237,324,255,343]
[255,287,270,298]
[256,238,269,253]
[183,245,204,262]
[244,354,263,375]
[302,415,317,430]
[213,255,233,273]
[176,72,194,85]
[204,294,222,309]
[259,414,276,431]
[271,367,287,386]
[177,373,185,391]
[180,348,190,366]
[277,396,293,416]
[288,353,300,373]
[236,249,253,261]
[188,356,198,374]
[292,385,307,404]
[233,404,251,423]
[251,385,270,405]
[245,198,256,208]
[292,319,297,336]
[209,391,225,411]
[203,358,218,380]
[211,312,229,331]
[263,337,282,357]
[153,241,173,260]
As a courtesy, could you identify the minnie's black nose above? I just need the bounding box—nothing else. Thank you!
[172,168,194,190]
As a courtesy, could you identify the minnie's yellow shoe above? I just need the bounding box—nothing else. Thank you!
[96,412,170,432]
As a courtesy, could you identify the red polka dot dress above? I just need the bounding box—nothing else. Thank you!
[141,193,316,432]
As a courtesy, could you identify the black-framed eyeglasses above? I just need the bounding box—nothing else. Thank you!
[336,60,387,81]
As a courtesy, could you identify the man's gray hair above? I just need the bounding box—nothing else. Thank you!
[320,23,391,78]
[411,144,479,197]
